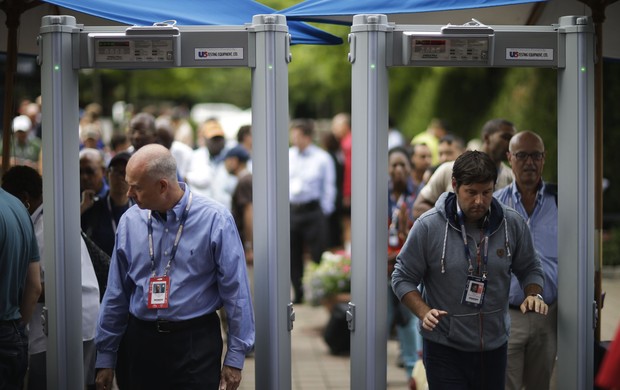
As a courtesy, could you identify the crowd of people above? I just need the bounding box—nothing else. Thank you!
[1,97,618,390]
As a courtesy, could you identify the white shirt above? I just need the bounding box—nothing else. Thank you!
[289,144,336,215]
[28,206,100,355]
[185,146,237,209]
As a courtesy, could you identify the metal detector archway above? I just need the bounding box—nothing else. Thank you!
[347,15,594,390]
[39,15,292,389]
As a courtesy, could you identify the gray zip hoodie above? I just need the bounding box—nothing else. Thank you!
[392,192,544,352]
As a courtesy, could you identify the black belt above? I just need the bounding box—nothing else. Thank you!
[290,200,320,213]
[129,312,217,333]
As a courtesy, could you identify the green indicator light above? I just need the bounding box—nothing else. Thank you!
[370,64,376,69]
[54,65,60,71]
[580,66,586,72]
[268,65,273,70]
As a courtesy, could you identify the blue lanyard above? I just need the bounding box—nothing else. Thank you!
[456,201,490,278]
[147,192,193,277]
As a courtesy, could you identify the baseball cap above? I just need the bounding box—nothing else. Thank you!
[202,120,225,139]
[12,115,32,133]
[225,145,250,163]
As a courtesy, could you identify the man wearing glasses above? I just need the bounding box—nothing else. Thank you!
[494,131,558,390]
[80,148,109,214]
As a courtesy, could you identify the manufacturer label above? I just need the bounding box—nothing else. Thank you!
[506,48,553,61]
[195,48,244,60]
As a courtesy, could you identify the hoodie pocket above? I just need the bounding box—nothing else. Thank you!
[447,308,506,350]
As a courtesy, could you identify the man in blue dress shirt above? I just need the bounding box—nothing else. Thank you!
[95,144,254,390]
[494,131,558,390]
[288,119,336,303]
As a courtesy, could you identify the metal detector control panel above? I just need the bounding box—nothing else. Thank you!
[401,19,495,67]
[406,34,491,63]
[88,25,181,68]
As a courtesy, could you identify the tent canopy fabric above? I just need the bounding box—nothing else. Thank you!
[279,0,545,24]
[41,0,342,45]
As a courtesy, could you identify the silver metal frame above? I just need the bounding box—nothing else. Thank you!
[39,14,292,389]
[348,14,594,390]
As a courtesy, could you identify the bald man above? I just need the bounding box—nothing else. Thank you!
[94,144,254,390]
[494,131,558,390]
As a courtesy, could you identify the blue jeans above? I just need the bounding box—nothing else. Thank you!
[423,339,507,390]
[387,286,421,378]
[0,321,28,390]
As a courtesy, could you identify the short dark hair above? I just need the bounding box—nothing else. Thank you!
[481,118,514,138]
[388,145,411,163]
[290,119,314,137]
[237,125,251,144]
[439,134,465,149]
[2,165,43,200]
[452,150,497,188]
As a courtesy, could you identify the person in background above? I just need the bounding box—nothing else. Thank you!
[410,118,449,166]
[186,118,236,209]
[224,145,254,293]
[80,148,109,215]
[321,131,344,250]
[155,118,193,181]
[109,133,131,155]
[413,118,515,218]
[388,117,405,150]
[409,143,433,197]
[386,146,420,383]
[0,182,41,389]
[127,112,158,152]
[0,115,41,170]
[495,131,558,390]
[95,144,254,390]
[236,125,253,172]
[2,166,100,390]
[330,113,352,249]
[392,151,547,389]
[289,119,336,304]
[81,152,132,257]
[423,134,467,184]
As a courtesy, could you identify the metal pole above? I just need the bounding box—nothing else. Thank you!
[39,15,84,390]
[250,14,293,390]
[349,14,390,390]
[556,15,595,390]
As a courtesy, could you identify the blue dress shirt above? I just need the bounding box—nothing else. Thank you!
[494,181,558,305]
[95,184,254,370]
[289,144,336,215]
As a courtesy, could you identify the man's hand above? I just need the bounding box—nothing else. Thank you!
[421,308,448,331]
[520,295,549,315]
[80,190,97,214]
[95,368,114,390]
[219,365,242,390]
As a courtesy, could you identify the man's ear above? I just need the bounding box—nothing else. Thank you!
[451,177,457,192]
[158,178,169,194]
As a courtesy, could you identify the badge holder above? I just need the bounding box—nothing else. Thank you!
[461,275,487,308]
[148,276,170,309]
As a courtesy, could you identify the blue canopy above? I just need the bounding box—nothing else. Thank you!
[42,0,342,45]
[280,0,545,24]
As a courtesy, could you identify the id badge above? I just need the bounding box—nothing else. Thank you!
[147,276,170,309]
[461,275,487,308]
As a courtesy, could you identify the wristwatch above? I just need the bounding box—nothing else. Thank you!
[530,293,544,301]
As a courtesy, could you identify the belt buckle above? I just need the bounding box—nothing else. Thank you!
[156,320,171,333]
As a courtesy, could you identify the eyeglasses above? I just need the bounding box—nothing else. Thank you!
[512,151,544,161]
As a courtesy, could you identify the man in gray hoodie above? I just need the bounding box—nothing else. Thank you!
[392,150,547,389]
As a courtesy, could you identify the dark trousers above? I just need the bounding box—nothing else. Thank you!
[121,313,222,390]
[290,202,326,302]
[423,339,507,390]
[0,321,28,390]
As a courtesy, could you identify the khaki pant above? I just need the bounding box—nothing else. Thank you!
[506,302,558,390]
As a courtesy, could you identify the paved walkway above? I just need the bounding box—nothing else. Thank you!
[238,275,620,390]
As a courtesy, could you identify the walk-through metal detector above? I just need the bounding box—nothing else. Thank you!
[347,15,594,390]
[39,15,293,389]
